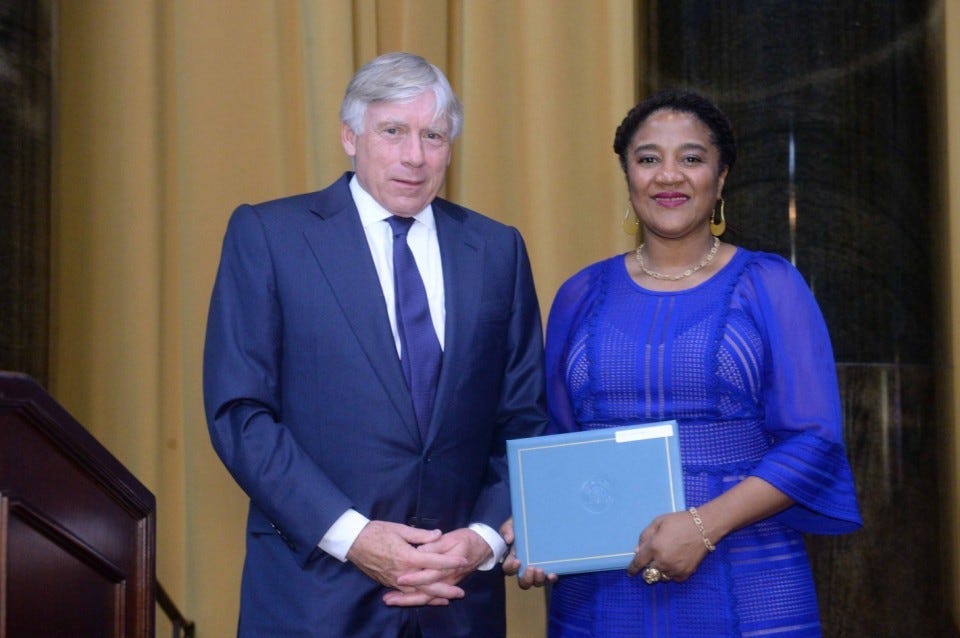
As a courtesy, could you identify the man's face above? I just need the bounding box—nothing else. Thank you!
[341,91,453,217]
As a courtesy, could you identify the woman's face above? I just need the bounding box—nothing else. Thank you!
[625,109,727,241]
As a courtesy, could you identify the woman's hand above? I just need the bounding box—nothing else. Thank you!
[500,518,558,589]
[627,476,793,583]
[628,477,796,583]
[627,511,710,583]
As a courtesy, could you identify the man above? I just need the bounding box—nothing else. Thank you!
[203,52,546,637]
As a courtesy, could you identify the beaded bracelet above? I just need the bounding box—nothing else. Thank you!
[687,507,716,552]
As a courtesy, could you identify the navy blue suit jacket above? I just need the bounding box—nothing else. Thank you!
[203,173,547,637]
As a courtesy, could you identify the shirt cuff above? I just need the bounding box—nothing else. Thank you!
[318,509,370,562]
[469,522,507,571]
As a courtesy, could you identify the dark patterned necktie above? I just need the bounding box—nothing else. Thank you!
[386,216,441,439]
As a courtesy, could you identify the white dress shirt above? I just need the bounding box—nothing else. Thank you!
[317,176,505,570]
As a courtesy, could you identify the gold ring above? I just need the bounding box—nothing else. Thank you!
[642,565,662,585]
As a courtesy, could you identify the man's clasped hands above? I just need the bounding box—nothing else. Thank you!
[347,520,494,607]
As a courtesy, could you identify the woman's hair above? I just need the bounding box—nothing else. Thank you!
[339,52,464,140]
[613,89,736,174]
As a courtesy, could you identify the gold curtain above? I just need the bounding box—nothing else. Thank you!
[53,1,639,635]
[944,0,960,625]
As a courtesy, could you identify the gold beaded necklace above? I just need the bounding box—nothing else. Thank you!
[635,236,720,281]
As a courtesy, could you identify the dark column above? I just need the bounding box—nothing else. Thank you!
[0,1,53,385]
[647,2,952,636]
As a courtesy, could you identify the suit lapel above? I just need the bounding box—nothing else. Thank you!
[302,175,421,445]
[428,200,484,446]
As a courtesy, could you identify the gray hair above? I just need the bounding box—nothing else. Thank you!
[340,52,464,139]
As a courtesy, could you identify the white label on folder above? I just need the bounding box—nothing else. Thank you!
[615,423,674,443]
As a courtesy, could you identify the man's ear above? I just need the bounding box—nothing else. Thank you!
[341,122,357,157]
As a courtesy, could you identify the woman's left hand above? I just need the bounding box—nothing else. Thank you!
[627,511,711,583]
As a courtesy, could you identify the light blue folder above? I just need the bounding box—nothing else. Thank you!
[507,420,685,575]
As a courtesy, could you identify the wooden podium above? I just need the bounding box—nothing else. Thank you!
[0,372,155,637]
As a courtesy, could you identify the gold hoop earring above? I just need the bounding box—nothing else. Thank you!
[710,198,726,237]
[622,206,639,236]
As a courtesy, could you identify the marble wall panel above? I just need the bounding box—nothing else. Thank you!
[807,364,956,637]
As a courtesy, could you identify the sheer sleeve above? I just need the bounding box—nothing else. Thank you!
[544,261,606,435]
[735,253,862,534]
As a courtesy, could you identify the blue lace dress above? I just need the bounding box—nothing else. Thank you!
[544,248,862,637]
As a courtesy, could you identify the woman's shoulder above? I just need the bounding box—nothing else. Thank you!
[731,247,821,317]
[550,254,622,315]
[557,254,621,294]
[735,247,790,269]
[734,247,807,287]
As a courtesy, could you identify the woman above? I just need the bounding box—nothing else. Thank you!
[503,89,862,637]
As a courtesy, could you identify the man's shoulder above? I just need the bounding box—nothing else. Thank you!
[433,196,516,237]
[228,174,352,230]
[247,190,321,214]
[247,173,351,215]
